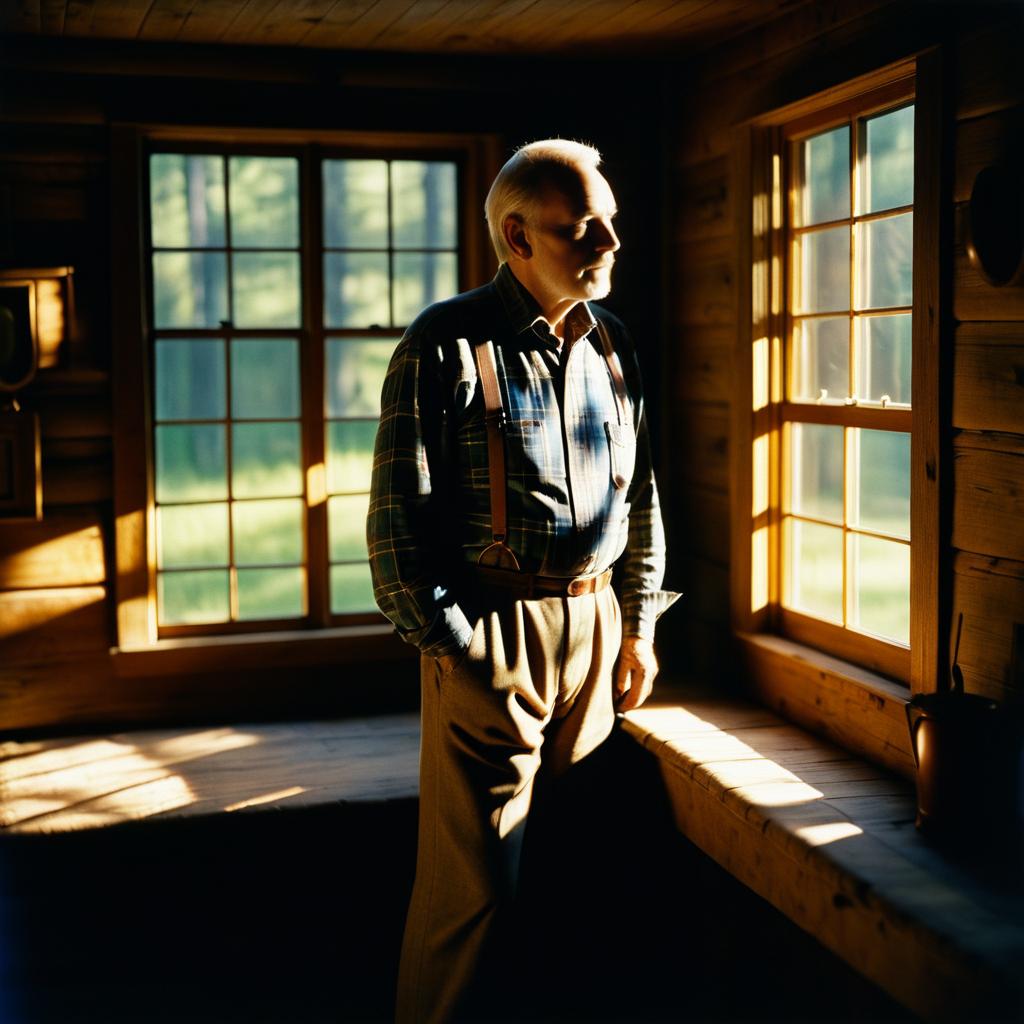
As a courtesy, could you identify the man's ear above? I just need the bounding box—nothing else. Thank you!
[503,214,532,261]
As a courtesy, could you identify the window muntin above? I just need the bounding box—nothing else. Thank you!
[781,100,914,654]
[147,149,459,634]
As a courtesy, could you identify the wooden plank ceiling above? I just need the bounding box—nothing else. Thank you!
[1,0,796,55]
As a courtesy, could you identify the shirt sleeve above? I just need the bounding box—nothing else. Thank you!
[367,328,475,659]
[617,328,682,642]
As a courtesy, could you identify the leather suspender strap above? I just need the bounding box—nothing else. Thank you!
[471,339,521,570]
[595,319,628,425]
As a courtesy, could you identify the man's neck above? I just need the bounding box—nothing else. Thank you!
[507,264,577,341]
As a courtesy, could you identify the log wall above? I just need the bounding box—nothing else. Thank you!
[664,2,1024,709]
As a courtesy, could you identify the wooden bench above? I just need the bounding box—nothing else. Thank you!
[621,685,1024,1023]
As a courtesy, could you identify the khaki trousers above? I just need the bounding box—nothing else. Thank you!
[396,584,622,1024]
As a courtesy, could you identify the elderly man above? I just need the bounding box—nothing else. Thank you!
[368,139,678,1022]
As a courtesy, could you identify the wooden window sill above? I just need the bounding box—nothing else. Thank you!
[737,631,916,780]
[111,624,415,678]
[621,683,1024,1022]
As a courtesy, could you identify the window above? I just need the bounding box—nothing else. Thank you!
[778,88,915,681]
[113,130,495,648]
[737,60,944,701]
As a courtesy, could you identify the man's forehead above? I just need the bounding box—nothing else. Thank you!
[536,164,617,216]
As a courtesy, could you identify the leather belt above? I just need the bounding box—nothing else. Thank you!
[473,565,613,598]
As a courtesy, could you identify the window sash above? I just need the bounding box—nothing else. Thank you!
[144,141,464,638]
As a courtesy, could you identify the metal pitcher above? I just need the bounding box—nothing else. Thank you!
[905,617,1020,853]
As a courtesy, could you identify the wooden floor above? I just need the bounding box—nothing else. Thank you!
[0,713,420,834]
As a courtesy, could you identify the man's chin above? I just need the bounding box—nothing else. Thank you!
[580,271,613,300]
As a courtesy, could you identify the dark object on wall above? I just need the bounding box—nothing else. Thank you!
[906,615,1023,861]
[0,283,36,391]
[0,408,41,519]
[965,165,1024,287]
[0,267,75,520]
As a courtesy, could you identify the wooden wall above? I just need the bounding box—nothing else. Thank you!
[664,1,1024,710]
[0,38,667,733]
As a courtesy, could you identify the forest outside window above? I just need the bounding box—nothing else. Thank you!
[146,146,460,637]
[744,71,925,686]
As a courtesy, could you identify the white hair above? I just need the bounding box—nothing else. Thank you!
[484,139,603,262]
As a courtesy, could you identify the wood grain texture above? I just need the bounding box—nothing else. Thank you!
[952,437,1024,563]
[951,552,1024,707]
[673,233,736,327]
[673,156,733,242]
[621,690,1024,1022]
[738,633,915,780]
[953,323,1024,434]
[675,482,731,568]
[0,585,109,663]
[954,103,1024,203]
[0,713,420,833]
[2,0,801,53]
[956,14,1024,120]
[0,517,106,589]
[674,399,730,491]
[672,325,734,404]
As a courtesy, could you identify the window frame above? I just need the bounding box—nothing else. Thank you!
[112,124,500,655]
[731,53,950,774]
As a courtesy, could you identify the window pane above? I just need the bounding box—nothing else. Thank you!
[232,252,301,328]
[784,518,843,623]
[391,161,457,249]
[158,569,229,625]
[849,534,909,644]
[327,420,378,494]
[231,339,300,419]
[156,424,227,502]
[855,314,911,405]
[331,562,376,614]
[228,156,299,248]
[860,105,914,215]
[324,252,390,328]
[850,428,910,539]
[231,422,303,498]
[233,498,304,565]
[798,127,849,226]
[323,159,388,249]
[796,226,849,313]
[149,154,225,249]
[237,567,304,620]
[788,423,843,523]
[791,317,848,401]
[856,213,913,309]
[393,252,458,325]
[153,252,228,329]
[156,503,229,569]
[329,493,370,561]
[326,338,396,417]
[155,340,226,421]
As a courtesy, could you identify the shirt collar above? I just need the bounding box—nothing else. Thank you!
[494,263,597,349]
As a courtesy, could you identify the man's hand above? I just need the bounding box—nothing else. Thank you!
[614,635,659,711]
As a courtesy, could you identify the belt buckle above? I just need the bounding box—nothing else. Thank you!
[567,578,587,597]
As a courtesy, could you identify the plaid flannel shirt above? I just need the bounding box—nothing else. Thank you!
[368,264,679,658]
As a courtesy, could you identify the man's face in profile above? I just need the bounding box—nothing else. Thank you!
[526,163,621,306]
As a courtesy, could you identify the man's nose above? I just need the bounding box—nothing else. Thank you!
[593,218,620,252]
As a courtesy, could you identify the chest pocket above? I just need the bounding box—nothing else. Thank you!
[605,420,636,491]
